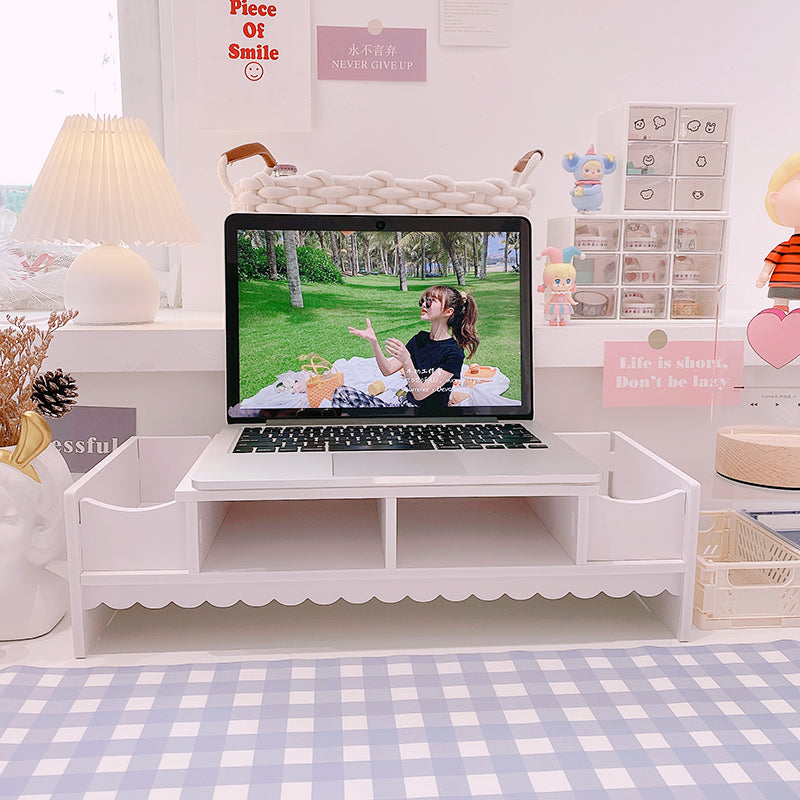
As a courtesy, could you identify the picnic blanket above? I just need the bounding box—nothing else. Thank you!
[240,357,519,409]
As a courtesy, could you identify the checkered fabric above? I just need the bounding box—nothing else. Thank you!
[3,642,800,799]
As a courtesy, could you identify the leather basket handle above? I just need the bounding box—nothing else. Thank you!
[511,148,544,186]
[222,142,277,168]
[218,142,279,196]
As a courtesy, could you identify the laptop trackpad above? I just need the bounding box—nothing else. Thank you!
[334,451,470,479]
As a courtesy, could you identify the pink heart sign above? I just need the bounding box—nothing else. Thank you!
[746,308,800,368]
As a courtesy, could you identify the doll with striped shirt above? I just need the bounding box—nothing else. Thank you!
[757,153,800,313]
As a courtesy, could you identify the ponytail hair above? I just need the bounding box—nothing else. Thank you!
[422,285,479,359]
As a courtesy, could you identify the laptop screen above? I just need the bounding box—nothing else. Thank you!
[225,213,532,421]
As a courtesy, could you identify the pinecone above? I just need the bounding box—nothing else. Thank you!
[31,369,79,418]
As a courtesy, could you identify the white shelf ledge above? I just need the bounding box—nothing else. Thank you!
[10,308,770,372]
[533,320,755,368]
[41,309,225,373]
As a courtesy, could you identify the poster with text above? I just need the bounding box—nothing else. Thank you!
[190,0,311,131]
[317,26,426,82]
[49,406,136,473]
[603,341,744,407]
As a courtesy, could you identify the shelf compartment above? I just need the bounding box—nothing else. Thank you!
[674,178,725,211]
[627,106,676,141]
[67,436,210,572]
[670,287,721,320]
[576,253,618,285]
[558,432,699,562]
[573,287,617,319]
[674,218,726,252]
[678,107,728,142]
[626,142,674,176]
[672,253,721,286]
[621,253,669,285]
[676,142,727,176]
[573,219,621,251]
[621,287,668,319]
[200,499,388,572]
[623,219,672,250]
[396,497,573,569]
[624,177,672,211]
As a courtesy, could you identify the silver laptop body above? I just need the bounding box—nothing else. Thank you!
[190,213,599,490]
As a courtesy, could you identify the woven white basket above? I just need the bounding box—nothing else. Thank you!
[218,143,543,216]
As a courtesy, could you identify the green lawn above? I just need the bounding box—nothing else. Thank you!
[238,273,522,400]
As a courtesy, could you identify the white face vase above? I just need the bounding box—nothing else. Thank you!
[0,445,71,641]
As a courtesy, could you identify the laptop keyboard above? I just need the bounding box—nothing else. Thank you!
[233,423,546,453]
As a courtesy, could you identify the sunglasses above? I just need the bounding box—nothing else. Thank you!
[418,297,437,309]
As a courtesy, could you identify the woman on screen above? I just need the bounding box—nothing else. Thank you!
[333,285,479,412]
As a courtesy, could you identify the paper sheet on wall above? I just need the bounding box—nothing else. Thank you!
[440,0,512,47]
[189,0,311,131]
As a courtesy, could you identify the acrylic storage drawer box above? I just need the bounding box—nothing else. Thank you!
[624,177,672,211]
[572,288,617,319]
[626,106,677,141]
[626,142,674,176]
[674,178,725,212]
[66,436,211,571]
[676,143,727,176]
[694,510,800,629]
[575,254,618,285]
[678,107,729,141]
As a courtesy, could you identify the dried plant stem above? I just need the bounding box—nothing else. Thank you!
[0,309,78,447]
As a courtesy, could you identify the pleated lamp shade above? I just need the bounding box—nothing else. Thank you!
[13,115,200,323]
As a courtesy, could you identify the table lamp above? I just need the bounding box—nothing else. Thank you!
[12,115,200,324]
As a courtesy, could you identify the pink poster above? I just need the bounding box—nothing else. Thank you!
[603,340,744,407]
[317,26,426,81]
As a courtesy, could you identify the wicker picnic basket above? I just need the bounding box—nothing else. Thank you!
[217,143,543,216]
[300,354,344,408]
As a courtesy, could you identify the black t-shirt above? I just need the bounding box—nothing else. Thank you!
[405,331,464,412]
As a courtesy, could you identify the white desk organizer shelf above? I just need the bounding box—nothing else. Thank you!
[546,102,731,322]
[547,215,726,320]
[65,432,700,657]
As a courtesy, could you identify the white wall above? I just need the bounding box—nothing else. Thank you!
[159,0,798,319]
[93,0,798,499]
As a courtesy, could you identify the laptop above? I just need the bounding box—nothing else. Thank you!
[189,213,600,489]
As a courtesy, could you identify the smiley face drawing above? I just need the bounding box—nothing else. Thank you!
[244,62,264,81]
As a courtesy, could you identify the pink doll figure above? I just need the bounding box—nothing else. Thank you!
[756,152,800,313]
[538,247,582,325]
[562,146,617,213]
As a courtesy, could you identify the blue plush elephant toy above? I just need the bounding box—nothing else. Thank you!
[562,146,617,213]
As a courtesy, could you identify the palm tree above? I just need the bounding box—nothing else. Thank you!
[373,231,396,276]
[351,234,361,274]
[507,231,520,271]
[396,230,407,291]
[439,232,467,286]
[266,230,278,280]
[479,232,489,279]
[327,231,343,273]
[283,230,303,308]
